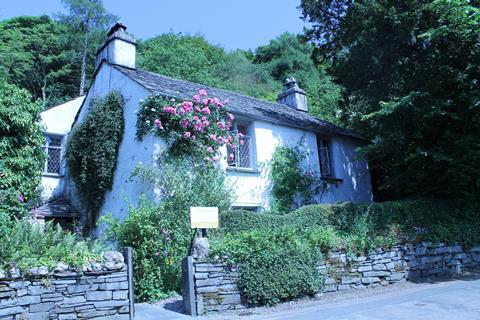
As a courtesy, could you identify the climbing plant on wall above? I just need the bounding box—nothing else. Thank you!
[270,142,323,213]
[66,92,124,232]
[136,89,243,162]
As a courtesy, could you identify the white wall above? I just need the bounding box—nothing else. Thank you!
[66,64,163,235]
[40,96,85,201]
[226,120,373,209]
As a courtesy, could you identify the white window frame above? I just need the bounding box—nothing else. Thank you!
[43,133,64,176]
[227,121,256,171]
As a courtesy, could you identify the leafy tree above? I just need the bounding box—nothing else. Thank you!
[0,77,45,216]
[57,0,117,95]
[0,15,76,107]
[300,0,480,200]
[253,33,342,123]
[137,33,278,101]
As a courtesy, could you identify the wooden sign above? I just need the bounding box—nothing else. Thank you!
[190,207,219,228]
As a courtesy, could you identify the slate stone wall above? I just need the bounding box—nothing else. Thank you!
[192,242,480,315]
[0,251,133,319]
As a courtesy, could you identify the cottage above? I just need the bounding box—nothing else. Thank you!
[40,23,373,233]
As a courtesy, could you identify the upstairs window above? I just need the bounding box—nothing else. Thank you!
[227,123,253,169]
[44,134,63,175]
[318,139,333,177]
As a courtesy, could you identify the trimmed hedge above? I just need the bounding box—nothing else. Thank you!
[210,199,480,307]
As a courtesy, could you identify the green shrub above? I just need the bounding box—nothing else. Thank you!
[105,157,233,302]
[238,244,321,306]
[210,228,322,306]
[270,143,317,213]
[66,92,124,231]
[0,211,104,271]
[0,79,45,217]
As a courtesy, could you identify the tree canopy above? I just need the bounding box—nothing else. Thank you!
[0,15,76,107]
[253,32,342,123]
[301,0,480,200]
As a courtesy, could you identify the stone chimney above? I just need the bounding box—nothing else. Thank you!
[277,77,308,112]
[95,22,136,72]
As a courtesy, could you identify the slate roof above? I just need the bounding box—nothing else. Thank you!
[113,64,366,141]
[35,197,80,219]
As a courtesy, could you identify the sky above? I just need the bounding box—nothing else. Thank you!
[0,0,308,50]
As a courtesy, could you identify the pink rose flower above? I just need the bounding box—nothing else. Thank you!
[238,132,244,138]
[201,107,211,115]
[183,131,192,139]
[228,113,235,121]
[240,140,245,145]
[182,101,193,112]
[163,106,176,115]
[154,119,163,129]
[193,115,199,121]
[203,120,210,127]
[229,153,235,160]
[207,146,214,153]
[202,99,209,106]
[209,134,217,141]
[217,121,225,129]
[212,156,218,161]
[191,135,196,140]
[199,89,207,96]
[181,119,190,129]
[193,94,201,102]
[18,195,25,203]
[201,116,207,121]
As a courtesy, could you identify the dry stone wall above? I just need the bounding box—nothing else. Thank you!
[0,251,133,320]
[192,242,480,315]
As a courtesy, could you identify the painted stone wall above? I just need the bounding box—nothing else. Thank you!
[191,242,480,315]
[0,251,133,319]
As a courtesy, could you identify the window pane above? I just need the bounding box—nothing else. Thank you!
[47,147,61,174]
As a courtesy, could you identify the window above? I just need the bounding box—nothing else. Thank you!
[318,138,333,177]
[44,134,63,175]
[227,123,253,169]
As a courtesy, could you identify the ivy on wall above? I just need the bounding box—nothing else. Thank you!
[66,92,125,232]
[270,142,323,213]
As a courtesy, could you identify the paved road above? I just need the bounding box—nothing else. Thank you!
[135,277,480,319]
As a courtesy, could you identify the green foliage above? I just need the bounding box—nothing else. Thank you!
[137,33,279,101]
[104,157,233,302]
[66,92,124,230]
[211,199,480,306]
[57,0,117,95]
[253,33,342,123]
[0,15,76,106]
[300,0,480,201]
[0,79,45,217]
[210,228,322,306]
[270,143,319,213]
[0,211,104,271]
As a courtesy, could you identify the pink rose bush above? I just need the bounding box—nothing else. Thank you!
[136,90,241,161]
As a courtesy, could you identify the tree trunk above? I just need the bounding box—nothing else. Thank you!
[41,78,47,102]
[79,31,89,96]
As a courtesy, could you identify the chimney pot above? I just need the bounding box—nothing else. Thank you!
[277,77,308,112]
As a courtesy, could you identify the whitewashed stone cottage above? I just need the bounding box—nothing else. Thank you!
[40,23,373,232]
